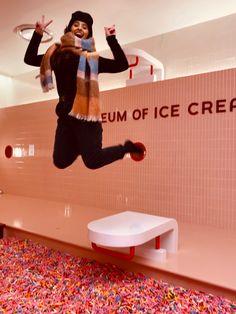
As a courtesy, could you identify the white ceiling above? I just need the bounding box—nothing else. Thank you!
[1,0,236,84]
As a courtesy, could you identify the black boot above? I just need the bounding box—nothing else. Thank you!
[124,140,144,154]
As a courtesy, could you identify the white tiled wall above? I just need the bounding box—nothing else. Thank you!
[0,68,235,231]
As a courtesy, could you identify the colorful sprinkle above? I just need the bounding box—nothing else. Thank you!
[0,237,235,313]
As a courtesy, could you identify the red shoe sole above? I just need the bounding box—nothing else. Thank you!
[130,142,146,161]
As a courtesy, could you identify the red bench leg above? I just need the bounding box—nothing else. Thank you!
[155,236,160,249]
[91,242,135,261]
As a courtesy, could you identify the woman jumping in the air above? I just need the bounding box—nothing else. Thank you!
[24,11,144,170]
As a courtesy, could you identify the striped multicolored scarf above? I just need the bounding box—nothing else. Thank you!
[40,32,101,121]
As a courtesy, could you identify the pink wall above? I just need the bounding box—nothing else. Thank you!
[0,68,236,230]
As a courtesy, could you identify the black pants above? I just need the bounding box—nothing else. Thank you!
[53,116,125,169]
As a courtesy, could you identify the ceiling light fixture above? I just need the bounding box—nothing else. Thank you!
[13,24,53,43]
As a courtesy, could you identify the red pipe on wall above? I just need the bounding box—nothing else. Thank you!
[129,56,139,79]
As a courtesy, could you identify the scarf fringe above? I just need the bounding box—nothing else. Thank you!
[41,69,54,92]
[68,112,101,122]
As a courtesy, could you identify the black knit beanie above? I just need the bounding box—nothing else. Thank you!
[65,11,93,37]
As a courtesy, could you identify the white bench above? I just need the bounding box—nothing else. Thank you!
[88,211,178,261]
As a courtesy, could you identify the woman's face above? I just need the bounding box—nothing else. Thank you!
[71,20,89,39]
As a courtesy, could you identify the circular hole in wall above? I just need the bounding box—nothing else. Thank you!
[5,145,13,158]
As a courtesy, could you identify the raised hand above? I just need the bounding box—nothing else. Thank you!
[104,25,116,37]
[35,15,53,35]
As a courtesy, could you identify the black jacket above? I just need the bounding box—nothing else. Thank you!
[24,31,129,116]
